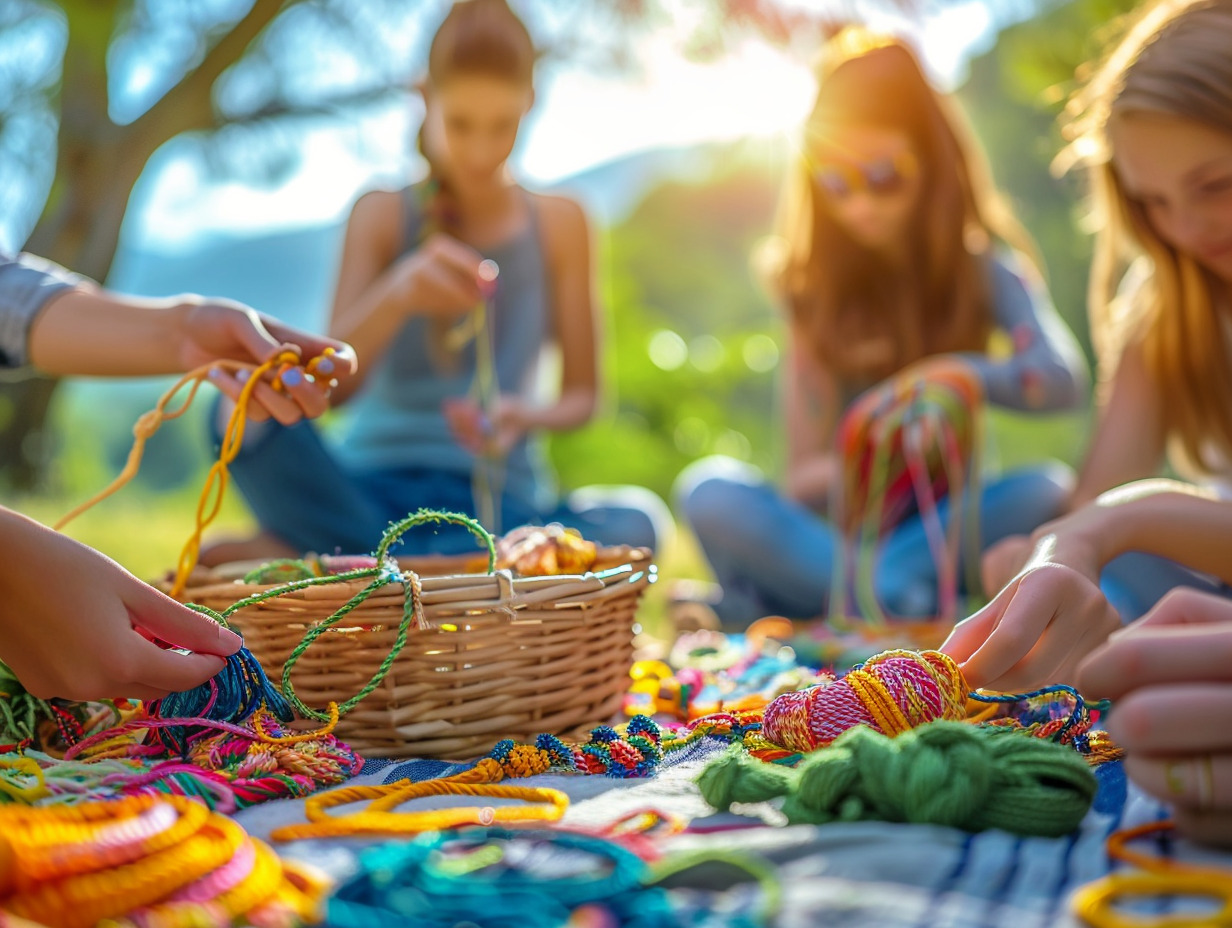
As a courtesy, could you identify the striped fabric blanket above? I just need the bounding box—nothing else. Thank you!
[232,739,1232,927]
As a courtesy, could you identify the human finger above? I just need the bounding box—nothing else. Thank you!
[1125,750,1232,813]
[1103,684,1232,754]
[223,306,285,364]
[260,322,358,379]
[981,535,1031,596]
[1131,587,1232,631]
[124,578,243,657]
[953,576,1064,688]
[275,367,331,419]
[208,369,271,422]
[940,585,1014,665]
[963,565,1112,691]
[240,374,306,426]
[1172,806,1232,847]
[1078,624,1232,701]
[120,635,230,694]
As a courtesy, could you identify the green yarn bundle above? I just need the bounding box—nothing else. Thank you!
[697,720,1097,838]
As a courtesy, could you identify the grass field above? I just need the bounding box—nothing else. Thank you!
[13,401,1090,647]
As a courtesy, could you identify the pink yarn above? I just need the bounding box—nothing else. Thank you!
[762,650,968,753]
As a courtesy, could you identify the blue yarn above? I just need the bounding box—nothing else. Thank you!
[325,829,677,928]
[967,683,1110,741]
[145,646,293,755]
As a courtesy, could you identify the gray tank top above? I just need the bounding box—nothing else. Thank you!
[336,184,553,506]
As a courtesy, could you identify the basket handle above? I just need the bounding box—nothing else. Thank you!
[375,509,497,574]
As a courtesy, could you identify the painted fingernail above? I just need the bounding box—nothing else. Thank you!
[312,358,335,376]
[218,625,243,653]
[235,369,251,383]
[207,367,223,381]
[281,368,304,387]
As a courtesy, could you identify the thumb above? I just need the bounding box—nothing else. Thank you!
[124,579,244,657]
[940,583,1014,663]
[262,318,358,377]
[229,307,287,364]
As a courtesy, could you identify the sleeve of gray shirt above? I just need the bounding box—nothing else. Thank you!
[961,253,1090,413]
[0,251,88,370]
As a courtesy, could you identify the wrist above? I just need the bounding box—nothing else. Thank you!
[162,297,202,368]
[1033,504,1124,572]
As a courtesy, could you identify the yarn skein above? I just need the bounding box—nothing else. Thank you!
[697,720,1097,838]
[760,649,967,753]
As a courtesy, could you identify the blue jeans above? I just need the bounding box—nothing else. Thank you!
[1100,552,1232,622]
[674,455,1075,628]
[219,416,670,556]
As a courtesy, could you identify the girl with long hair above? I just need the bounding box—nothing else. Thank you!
[205,0,667,560]
[674,30,1087,630]
[943,0,1232,843]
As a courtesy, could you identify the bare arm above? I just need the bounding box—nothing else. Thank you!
[27,290,353,380]
[1058,479,1232,585]
[521,194,598,433]
[1069,340,1166,508]
[327,190,482,404]
[783,333,841,506]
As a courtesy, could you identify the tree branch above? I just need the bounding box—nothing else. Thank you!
[133,0,293,141]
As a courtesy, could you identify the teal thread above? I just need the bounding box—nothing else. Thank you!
[697,720,1097,838]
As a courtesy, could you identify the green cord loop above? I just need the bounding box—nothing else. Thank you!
[186,508,498,723]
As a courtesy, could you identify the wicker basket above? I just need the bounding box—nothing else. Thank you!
[175,534,654,760]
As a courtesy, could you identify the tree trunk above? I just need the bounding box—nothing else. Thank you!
[0,13,152,491]
[0,0,276,491]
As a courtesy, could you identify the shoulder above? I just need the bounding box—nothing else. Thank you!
[529,192,591,253]
[985,248,1043,294]
[342,188,409,263]
[347,188,404,232]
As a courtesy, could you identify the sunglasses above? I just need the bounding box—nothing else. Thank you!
[812,151,919,200]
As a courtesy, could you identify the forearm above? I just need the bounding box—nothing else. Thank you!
[973,257,1090,413]
[961,348,1087,413]
[518,387,595,433]
[27,290,197,377]
[328,275,411,404]
[1048,479,1232,583]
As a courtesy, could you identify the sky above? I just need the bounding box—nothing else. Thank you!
[122,0,997,253]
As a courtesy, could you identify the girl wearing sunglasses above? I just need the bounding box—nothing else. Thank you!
[673,29,1088,631]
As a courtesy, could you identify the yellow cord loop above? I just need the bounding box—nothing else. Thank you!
[267,758,567,842]
[1073,820,1232,927]
[53,350,309,598]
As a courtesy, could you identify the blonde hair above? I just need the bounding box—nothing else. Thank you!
[1060,0,1232,475]
[769,28,1038,383]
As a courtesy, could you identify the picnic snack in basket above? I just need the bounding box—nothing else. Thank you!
[227,522,601,585]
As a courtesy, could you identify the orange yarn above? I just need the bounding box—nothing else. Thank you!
[761,649,968,753]
[0,795,324,928]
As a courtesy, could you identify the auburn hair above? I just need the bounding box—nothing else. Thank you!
[771,29,1038,383]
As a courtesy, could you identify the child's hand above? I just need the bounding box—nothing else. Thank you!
[1077,588,1232,846]
[942,527,1121,691]
[981,533,1033,596]
[178,299,358,425]
[443,395,529,457]
[392,233,486,320]
[0,509,243,702]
